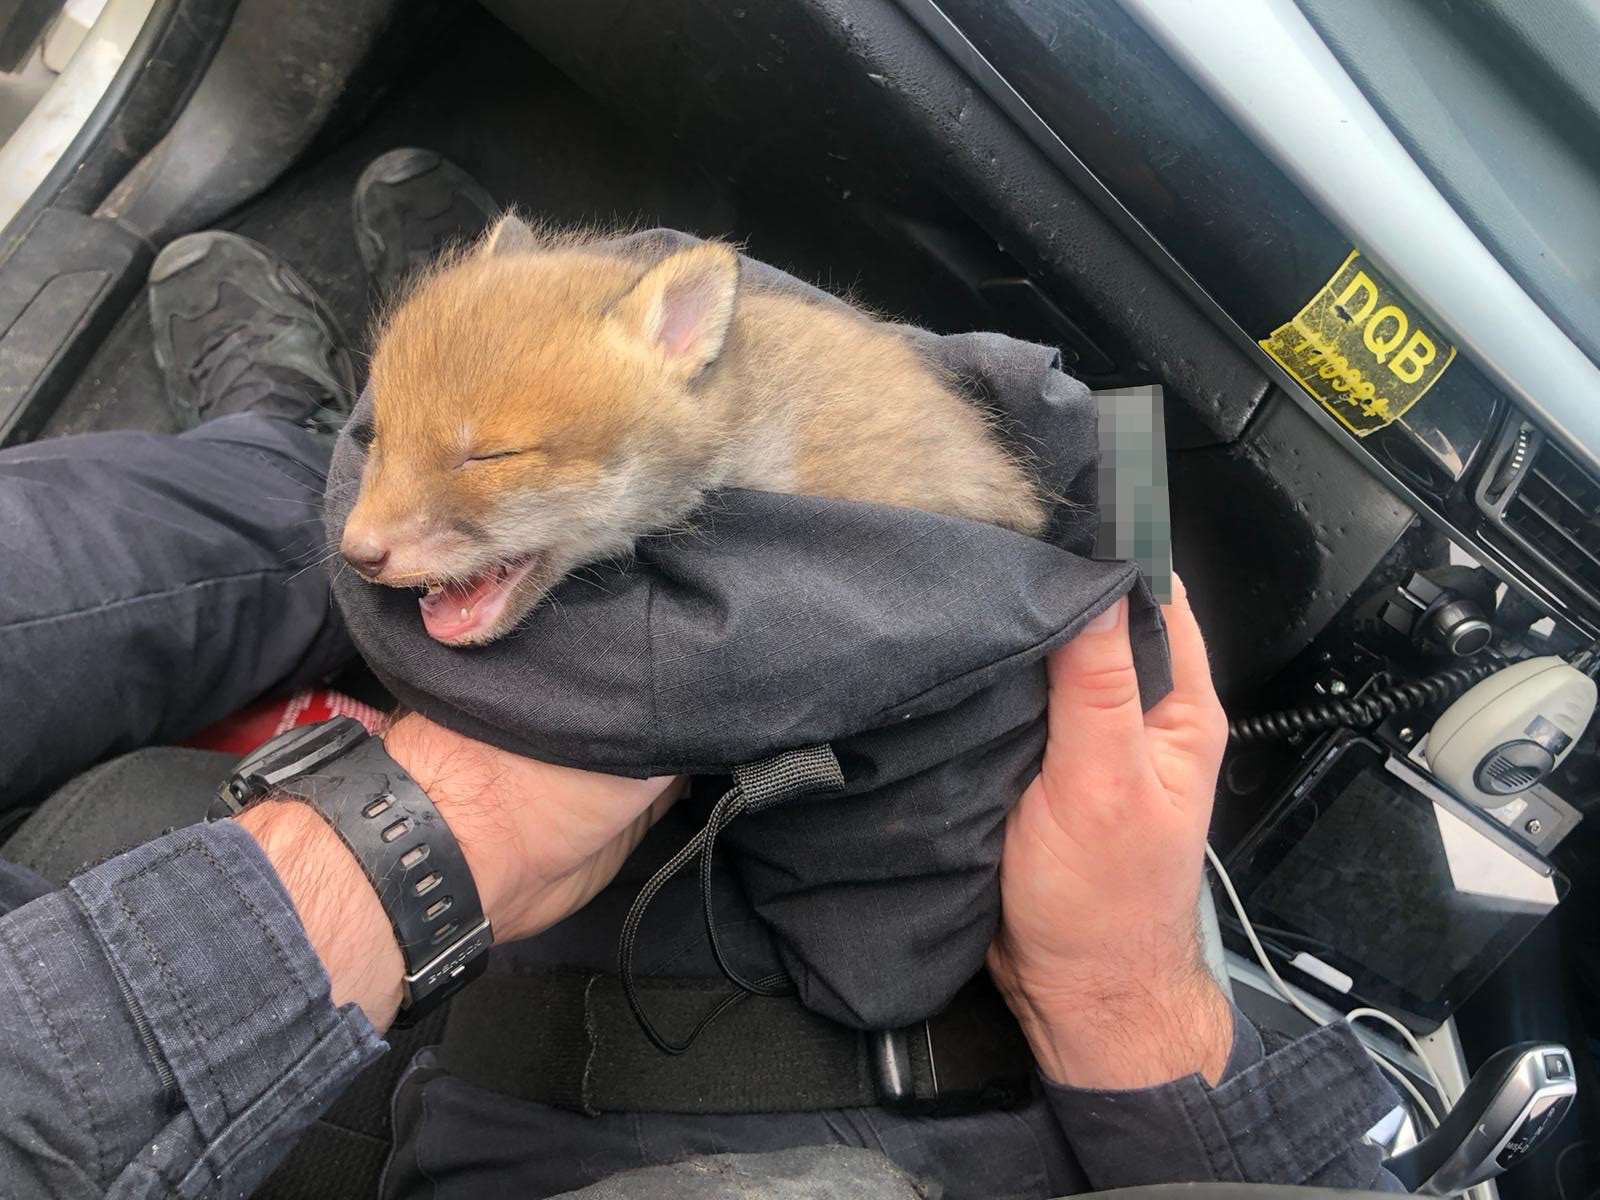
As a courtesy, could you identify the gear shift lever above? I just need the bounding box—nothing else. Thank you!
[1386,1042,1576,1194]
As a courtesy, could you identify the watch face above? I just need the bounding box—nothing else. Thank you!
[230,717,371,804]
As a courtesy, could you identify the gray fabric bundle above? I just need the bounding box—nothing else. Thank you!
[549,1146,931,1200]
[326,232,1170,1030]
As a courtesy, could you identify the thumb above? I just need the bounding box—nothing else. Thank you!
[1044,597,1146,757]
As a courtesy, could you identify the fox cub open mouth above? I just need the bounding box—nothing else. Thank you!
[341,217,1046,645]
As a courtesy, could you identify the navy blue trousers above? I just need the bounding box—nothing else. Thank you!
[0,415,348,807]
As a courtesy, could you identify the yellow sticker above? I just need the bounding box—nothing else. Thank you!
[1259,249,1456,436]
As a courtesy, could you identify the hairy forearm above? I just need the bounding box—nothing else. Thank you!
[1006,962,1235,1089]
[231,715,672,1034]
[232,717,527,1033]
[237,798,404,1030]
[231,722,506,1033]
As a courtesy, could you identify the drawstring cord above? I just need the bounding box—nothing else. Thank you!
[617,782,788,1054]
[617,745,846,1055]
[700,790,794,998]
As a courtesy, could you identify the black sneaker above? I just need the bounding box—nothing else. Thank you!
[149,232,356,433]
[352,148,498,296]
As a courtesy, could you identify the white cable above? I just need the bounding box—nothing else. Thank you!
[1369,1051,1444,1134]
[1205,843,1445,1130]
[1347,1006,1451,1113]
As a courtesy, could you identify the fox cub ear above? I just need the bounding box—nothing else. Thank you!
[609,243,739,380]
[480,213,541,257]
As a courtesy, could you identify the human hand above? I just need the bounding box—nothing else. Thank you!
[381,713,684,944]
[240,713,681,1029]
[987,574,1234,1088]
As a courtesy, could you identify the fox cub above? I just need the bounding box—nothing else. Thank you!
[342,217,1046,643]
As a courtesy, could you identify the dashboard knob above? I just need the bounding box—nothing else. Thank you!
[1426,598,1493,657]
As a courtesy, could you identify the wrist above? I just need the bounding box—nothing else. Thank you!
[1000,954,1234,1090]
[238,797,403,1030]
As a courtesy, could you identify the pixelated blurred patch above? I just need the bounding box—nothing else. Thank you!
[1092,384,1171,603]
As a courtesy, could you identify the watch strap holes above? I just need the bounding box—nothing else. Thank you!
[363,795,395,819]
[400,844,430,869]
[424,897,453,921]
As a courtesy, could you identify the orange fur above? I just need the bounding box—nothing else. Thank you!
[344,218,1046,642]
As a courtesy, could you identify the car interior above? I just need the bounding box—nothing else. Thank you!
[1,1,1597,1198]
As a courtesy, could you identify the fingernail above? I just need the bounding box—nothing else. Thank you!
[1085,598,1124,633]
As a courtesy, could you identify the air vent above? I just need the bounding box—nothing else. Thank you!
[1477,420,1600,614]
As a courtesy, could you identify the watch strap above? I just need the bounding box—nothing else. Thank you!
[266,728,491,1022]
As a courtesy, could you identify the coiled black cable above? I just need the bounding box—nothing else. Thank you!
[1228,660,1502,743]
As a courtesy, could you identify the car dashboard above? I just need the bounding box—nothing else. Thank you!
[903,0,1600,651]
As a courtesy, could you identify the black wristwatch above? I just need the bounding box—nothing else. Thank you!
[210,717,492,1025]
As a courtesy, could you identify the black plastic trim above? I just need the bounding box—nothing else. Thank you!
[0,209,151,445]
[1475,422,1600,619]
